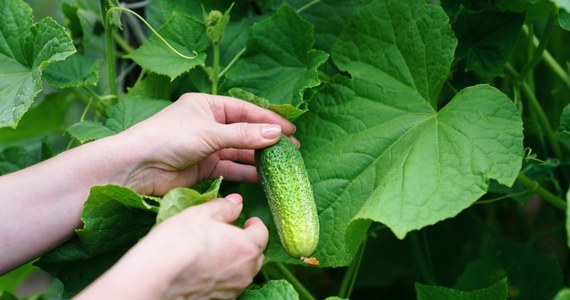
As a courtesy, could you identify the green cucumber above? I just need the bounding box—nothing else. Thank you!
[255,135,320,263]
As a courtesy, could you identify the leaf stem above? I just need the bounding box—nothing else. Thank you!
[211,42,220,95]
[505,64,563,160]
[522,26,570,91]
[218,47,246,79]
[296,0,320,14]
[274,263,316,300]
[520,81,563,159]
[105,10,118,96]
[520,7,557,76]
[339,238,367,299]
[112,30,135,53]
[516,173,566,210]
[410,231,435,284]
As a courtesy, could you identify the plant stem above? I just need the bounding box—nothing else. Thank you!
[520,8,557,76]
[410,231,435,284]
[520,81,563,159]
[297,0,320,14]
[522,26,570,91]
[505,64,563,160]
[274,263,316,300]
[105,13,118,96]
[516,173,567,210]
[211,42,220,95]
[218,47,246,79]
[339,238,367,299]
[112,30,135,53]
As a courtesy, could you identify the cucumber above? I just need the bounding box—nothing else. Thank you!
[255,135,320,263]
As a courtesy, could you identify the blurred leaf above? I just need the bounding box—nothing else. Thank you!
[238,280,299,300]
[453,10,525,77]
[127,72,173,99]
[416,278,508,300]
[554,289,570,300]
[0,92,73,144]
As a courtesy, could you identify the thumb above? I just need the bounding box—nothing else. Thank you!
[195,194,244,223]
[210,123,282,150]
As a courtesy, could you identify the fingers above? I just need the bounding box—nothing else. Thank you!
[204,94,296,135]
[210,122,283,150]
[243,217,269,250]
[210,161,259,183]
[218,148,255,164]
[194,195,244,223]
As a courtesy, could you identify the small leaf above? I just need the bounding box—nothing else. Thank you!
[156,177,223,222]
[223,5,329,106]
[416,278,508,300]
[229,88,307,121]
[125,14,208,81]
[127,72,173,99]
[238,280,299,300]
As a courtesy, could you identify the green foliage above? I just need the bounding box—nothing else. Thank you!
[0,0,75,128]
[238,280,299,300]
[2,0,570,298]
[416,278,508,300]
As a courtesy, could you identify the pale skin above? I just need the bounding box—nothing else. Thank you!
[0,93,296,299]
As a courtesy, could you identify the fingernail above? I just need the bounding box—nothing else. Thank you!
[226,193,243,205]
[261,124,281,139]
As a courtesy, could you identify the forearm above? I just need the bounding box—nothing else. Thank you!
[0,134,141,273]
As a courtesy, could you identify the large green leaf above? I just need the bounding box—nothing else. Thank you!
[416,278,508,300]
[35,185,157,296]
[223,5,329,106]
[37,179,225,296]
[125,14,208,81]
[292,0,523,266]
[0,0,75,128]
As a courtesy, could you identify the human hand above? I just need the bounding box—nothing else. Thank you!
[121,93,296,195]
[76,194,267,300]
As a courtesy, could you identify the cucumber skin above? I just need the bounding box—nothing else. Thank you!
[255,135,319,258]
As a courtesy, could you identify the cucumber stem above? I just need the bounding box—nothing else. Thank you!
[275,263,316,300]
[339,238,367,299]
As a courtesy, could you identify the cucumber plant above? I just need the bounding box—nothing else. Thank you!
[1,0,570,299]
